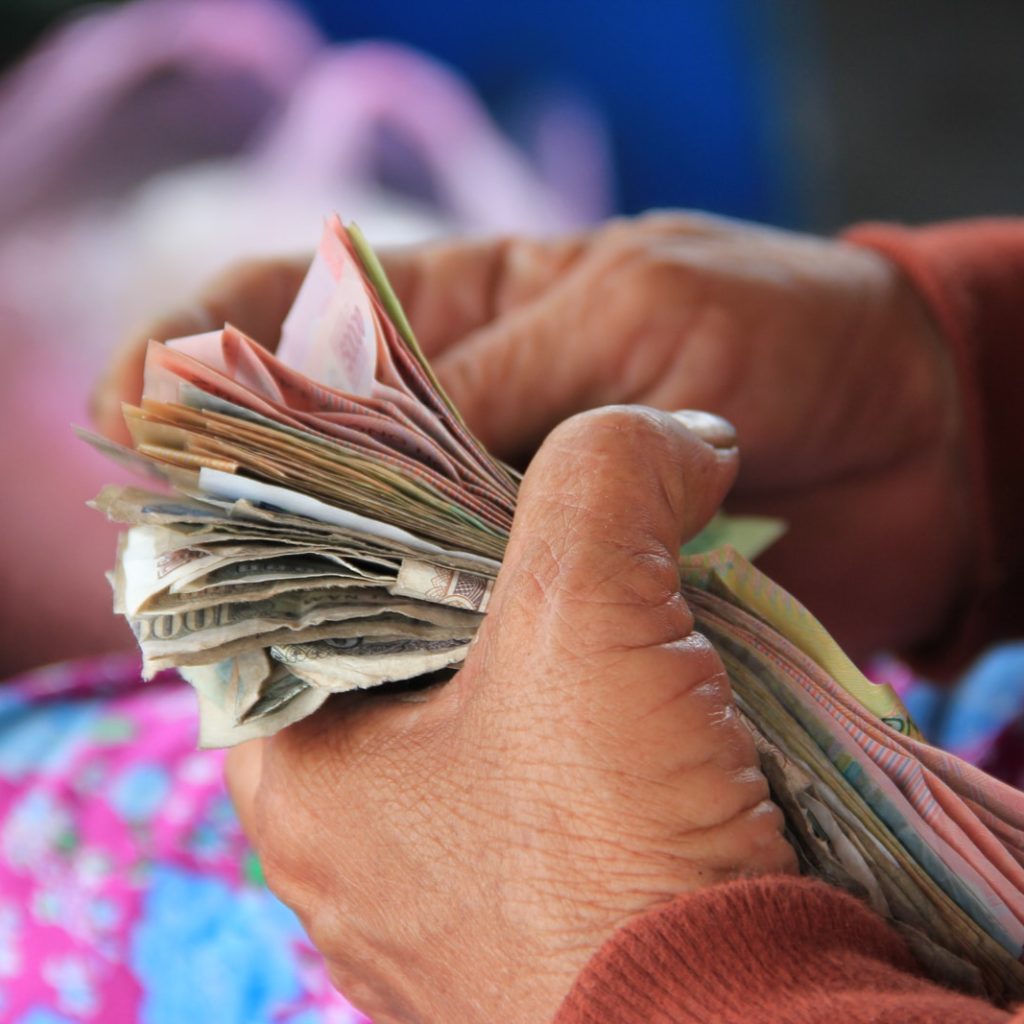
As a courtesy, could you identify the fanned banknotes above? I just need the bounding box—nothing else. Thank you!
[87,215,1024,1004]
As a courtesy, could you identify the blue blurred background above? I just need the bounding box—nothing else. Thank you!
[294,0,795,223]
[3,0,1022,231]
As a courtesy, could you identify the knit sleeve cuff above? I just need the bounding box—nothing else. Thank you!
[552,876,1006,1024]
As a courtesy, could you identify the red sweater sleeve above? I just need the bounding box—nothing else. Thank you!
[843,221,1024,674]
[556,223,1024,1021]
[553,877,1017,1023]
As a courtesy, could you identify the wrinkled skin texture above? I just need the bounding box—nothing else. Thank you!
[94,213,968,659]
[226,409,796,1024]
[91,212,967,1018]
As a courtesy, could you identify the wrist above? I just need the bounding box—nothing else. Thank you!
[874,255,974,654]
[846,220,1024,672]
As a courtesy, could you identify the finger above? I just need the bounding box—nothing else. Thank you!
[428,215,751,462]
[377,231,590,358]
[91,307,212,445]
[430,239,644,462]
[224,738,265,841]
[598,208,743,243]
[480,406,739,670]
[468,405,746,780]
[196,255,310,348]
[378,212,725,367]
[431,287,576,460]
[90,255,308,444]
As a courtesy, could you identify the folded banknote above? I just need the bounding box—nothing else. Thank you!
[85,215,1024,1004]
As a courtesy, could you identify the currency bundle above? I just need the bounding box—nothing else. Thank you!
[86,215,1024,1004]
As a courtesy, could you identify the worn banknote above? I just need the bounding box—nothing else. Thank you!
[86,214,1024,1005]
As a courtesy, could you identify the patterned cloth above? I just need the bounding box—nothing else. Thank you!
[4,648,1023,1022]
[872,647,1024,774]
[0,653,367,1024]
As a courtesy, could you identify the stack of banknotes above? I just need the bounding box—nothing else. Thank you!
[84,215,1024,1004]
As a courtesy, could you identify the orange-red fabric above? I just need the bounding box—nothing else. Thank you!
[554,877,1018,1023]
[846,221,1024,676]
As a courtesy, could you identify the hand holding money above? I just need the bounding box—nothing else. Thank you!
[86,214,1024,1007]
[225,406,796,1024]
[91,212,966,660]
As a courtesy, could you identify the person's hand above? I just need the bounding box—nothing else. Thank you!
[380,214,968,662]
[91,254,310,446]
[226,407,796,1024]
[92,212,968,659]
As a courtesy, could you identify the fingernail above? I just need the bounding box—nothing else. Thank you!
[670,410,737,450]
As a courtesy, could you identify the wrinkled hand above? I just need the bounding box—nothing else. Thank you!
[92,212,969,658]
[91,254,310,446]
[226,408,796,1024]
[381,214,968,660]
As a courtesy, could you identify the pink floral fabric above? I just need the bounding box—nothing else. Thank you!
[0,653,367,1024]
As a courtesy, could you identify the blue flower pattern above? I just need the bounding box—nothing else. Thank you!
[0,655,367,1023]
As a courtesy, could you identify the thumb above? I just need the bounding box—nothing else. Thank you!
[466,407,785,875]
[479,406,738,676]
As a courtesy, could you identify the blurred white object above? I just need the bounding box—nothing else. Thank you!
[0,0,611,362]
[0,0,613,674]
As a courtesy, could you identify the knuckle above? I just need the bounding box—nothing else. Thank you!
[256,839,311,912]
[638,208,736,238]
[657,632,725,687]
[595,214,640,244]
[596,233,689,293]
[632,209,688,233]
[567,548,685,617]
[205,257,269,294]
[299,899,349,961]
[629,254,690,307]
[743,800,798,872]
[599,208,720,247]
[675,628,722,662]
